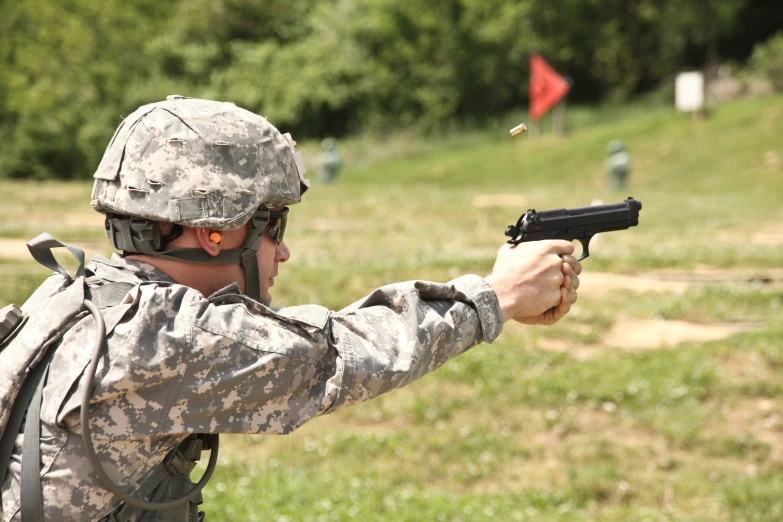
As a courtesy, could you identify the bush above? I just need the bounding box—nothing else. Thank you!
[748,31,783,91]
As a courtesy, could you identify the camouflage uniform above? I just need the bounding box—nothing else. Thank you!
[1,254,502,521]
[0,96,503,521]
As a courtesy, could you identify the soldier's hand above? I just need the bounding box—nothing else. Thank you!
[485,241,581,325]
[515,253,581,325]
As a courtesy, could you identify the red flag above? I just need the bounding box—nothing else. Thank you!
[529,55,569,120]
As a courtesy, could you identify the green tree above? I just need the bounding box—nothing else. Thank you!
[0,0,173,179]
[1,0,775,180]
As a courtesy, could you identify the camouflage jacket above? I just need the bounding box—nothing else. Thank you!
[1,253,502,521]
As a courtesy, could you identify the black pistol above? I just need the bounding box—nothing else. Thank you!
[504,197,642,261]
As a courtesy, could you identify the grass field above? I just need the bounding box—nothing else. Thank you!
[1,95,782,521]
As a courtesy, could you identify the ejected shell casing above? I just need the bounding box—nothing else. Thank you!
[509,123,527,137]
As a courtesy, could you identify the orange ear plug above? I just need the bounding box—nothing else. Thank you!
[209,232,222,244]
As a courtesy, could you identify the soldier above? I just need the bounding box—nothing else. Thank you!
[0,96,580,521]
[318,137,342,184]
[606,140,631,190]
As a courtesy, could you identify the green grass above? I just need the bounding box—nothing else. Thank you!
[2,95,783,521]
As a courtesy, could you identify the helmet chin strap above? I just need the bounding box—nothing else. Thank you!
[105,210,272,303]
[237,215,265,303]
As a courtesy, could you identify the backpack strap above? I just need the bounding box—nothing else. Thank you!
[5,233,218,520]
[26,233,86,282]
[87,282,137,309]
[0,346,55,489]
[2,277,135,520]
[20,356,53,521]
[0,234,88,520]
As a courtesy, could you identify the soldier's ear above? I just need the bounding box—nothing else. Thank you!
[196,228,222,257]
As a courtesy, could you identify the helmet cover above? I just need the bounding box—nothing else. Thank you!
[91,95,309,230]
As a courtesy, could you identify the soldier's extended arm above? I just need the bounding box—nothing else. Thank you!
[152,275,502,435]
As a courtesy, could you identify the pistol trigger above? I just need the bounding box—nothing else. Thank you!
[577,238,591,261]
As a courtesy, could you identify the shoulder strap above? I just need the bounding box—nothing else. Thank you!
[0,348,55,489]
[20,357,53,521]
[26,233,86,282]
[87,282,137,309]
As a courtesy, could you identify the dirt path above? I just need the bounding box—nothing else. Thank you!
[578,268,783,297]
[546,268,782,353]
[0,239,36,260]
[602,318,762,350]
[0,238,106,261]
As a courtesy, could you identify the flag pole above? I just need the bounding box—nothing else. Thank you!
[530,118,540,137]
[553,99,565,136]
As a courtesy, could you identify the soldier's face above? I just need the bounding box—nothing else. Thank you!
[256,222,290,304]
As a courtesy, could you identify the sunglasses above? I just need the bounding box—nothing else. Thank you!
[253,207,288,244]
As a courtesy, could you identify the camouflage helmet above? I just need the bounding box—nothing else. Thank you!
[90,96,309,303]
[91,95,309,229]
[607,140,626,155]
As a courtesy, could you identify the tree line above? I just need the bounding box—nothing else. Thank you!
[0,0,780,179]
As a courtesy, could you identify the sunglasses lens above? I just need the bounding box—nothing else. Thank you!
[276,214,287,242]
[266,208,288,243]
